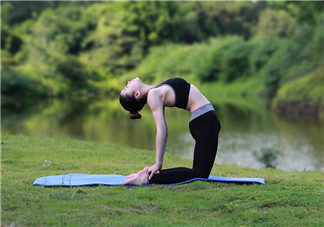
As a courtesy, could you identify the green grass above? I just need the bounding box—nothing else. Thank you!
[1,134,323,226]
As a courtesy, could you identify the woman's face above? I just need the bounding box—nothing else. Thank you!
[120,77,142,96]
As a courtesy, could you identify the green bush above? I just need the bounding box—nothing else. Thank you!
[253,9,296,41]
[125,36,255,84]
[272,67,324,117]
[281,26,319,83]
[249,39,279,76]
[262,44,288,98]
[191,43,222,82]
[260,17,323,98]
[219,37,252,83]
[1,67,49,97]
[1,25,22,55]
[54,56,95,90]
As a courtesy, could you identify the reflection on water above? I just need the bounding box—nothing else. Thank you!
[253,147,279,169]
[2,97,323,172]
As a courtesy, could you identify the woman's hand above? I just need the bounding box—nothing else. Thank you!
[126,166,150,178]
[148,162,162,180]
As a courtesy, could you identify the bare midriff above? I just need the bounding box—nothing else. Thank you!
[186,85,210,114]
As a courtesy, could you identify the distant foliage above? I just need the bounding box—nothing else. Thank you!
[219,37,252,82]
[272,67,324,118]
[1,1,323,100]
[254,9,296,41]
[128,38,243,83]
[285,1,324,25]
[260,18,323,98]
[249,39,279,75]
[1,25,22,55]
[1,66,48,97]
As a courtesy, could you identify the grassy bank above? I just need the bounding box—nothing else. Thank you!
[1,134,323,226]
[272,67,324,120]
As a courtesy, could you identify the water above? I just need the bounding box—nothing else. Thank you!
[2,97,323,172]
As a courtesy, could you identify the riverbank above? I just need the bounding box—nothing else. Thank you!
[272,67,324,121]
[1,134,323,226]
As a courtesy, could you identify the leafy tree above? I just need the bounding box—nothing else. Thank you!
[2,0,322,99]
[249,39,279,75]
[1,1,95,26]
[284,1,324,25]
[219,37,252,82]
[196,1,266,40]
[253,9,296,41]
[1,66,48,97]
[1,25,22,55]
[1,1,57,26]
[30,6,91,56]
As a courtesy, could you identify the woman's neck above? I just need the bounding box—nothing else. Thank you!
[141,85,154,97]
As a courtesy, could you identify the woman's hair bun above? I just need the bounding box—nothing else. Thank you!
[130,111,142,120]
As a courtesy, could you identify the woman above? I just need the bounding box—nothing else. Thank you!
[119,77,221,185]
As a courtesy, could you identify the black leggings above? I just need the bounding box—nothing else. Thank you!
[149,111,221,184]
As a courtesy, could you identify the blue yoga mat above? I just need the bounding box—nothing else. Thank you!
[33,173,265,187]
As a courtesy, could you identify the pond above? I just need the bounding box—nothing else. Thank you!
[2,96,323,172]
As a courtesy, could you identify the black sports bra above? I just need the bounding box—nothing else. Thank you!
[155,78,191,109]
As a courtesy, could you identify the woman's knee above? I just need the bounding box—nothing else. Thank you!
[193,168,211,178]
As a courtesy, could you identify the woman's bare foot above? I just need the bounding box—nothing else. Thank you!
[126,173,137,178]
[120,167,149,185]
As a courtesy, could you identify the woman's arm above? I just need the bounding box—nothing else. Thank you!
[147,89,168,179]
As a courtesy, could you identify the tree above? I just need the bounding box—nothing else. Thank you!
[253,9,296,41]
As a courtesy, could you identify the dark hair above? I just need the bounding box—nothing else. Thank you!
[119,93,147,120]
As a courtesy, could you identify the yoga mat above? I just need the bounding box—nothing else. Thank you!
[33,173,265,187]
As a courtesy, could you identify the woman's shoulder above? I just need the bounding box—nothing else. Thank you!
[147,87,162,101]
[148,84,171,95]
[147,88,164,110]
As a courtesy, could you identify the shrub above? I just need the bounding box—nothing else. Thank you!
[253,9,296,41]
[127,36,254,84]
[1,67,49,97]
[272,67,324,118]
[249,39,279,76]
[261,40,296,98]
[219,37,252,83]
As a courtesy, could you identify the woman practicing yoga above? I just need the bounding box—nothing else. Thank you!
[119,77,221,185]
